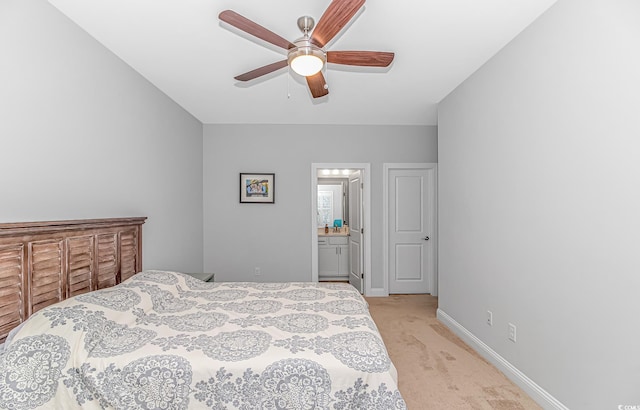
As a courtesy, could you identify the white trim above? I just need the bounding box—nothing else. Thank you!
[311,163,372,296]
[367,288,387,297]
[383,163,438,296]
[437,309,569,410]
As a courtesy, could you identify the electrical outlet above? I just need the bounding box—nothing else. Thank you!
[486,310,493,326]
[254,267,261,276]
[508,323,517,342]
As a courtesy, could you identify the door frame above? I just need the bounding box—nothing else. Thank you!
[311,163,372,295]
[383,163,438,296]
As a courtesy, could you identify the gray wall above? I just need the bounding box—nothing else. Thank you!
[203,124,437,288]
[438,0,640,408]
[0,0,204,272]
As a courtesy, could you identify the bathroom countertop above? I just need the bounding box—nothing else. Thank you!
[318,227,350,237]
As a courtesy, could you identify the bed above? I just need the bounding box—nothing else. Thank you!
[0,269,406,409]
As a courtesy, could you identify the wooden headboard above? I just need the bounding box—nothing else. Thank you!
[0,217,146,343]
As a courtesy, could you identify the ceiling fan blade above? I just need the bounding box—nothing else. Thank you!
[306,72,329,98]
[310,0,365,48]
[219,10,295,50]
[327,51,394,67]
[234,60,288,82]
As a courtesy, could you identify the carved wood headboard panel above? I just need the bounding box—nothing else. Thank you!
[0,217,146,343]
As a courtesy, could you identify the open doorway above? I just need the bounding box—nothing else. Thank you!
[311,163,371,295]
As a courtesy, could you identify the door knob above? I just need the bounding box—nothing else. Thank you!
[423,236,430,241]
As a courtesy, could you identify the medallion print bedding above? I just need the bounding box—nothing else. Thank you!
[0,271,406,409]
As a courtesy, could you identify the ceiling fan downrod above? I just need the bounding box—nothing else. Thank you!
[297,16,315,34]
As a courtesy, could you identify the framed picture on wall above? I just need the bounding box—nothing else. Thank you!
[240,173,275,203]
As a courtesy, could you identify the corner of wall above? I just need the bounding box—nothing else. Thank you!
[436,308,568,410]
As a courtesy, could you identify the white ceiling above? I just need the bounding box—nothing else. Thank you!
[47,0,558,126]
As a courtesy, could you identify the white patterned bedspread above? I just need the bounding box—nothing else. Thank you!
[0,271,406,409]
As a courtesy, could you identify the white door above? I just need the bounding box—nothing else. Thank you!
[348,171,363,293]
[388,167,436,294]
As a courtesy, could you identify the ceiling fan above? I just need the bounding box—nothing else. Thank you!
[219,0,394,98]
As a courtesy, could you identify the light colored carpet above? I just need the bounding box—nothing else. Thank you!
[366,295,542,410]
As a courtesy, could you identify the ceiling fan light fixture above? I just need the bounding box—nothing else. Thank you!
[288,43,325,77]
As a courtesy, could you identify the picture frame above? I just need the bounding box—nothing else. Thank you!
[239,173,275,203]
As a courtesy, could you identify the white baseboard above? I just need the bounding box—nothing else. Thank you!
[437,308,569,410]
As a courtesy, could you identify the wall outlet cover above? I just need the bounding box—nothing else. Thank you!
[508,323,517,342]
